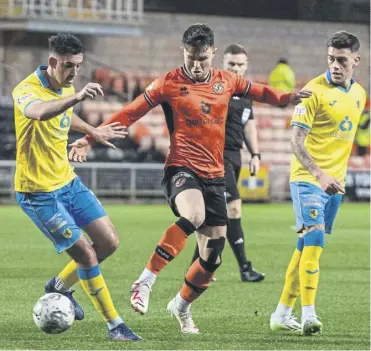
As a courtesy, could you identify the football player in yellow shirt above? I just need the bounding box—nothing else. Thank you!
[13,33,141,341]
[270,31,366,335]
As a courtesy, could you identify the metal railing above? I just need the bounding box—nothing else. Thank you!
[0,0,143,22]
[0,161,164,200]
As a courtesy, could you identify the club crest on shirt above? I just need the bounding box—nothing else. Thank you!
[309,209,318,219]
[201,101,211,114]
[213,82,224,94]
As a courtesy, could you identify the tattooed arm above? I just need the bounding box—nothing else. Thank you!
[291,125,345,194]
[291,126,322,179]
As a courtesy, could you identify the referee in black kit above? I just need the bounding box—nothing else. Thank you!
[191,44,265,282]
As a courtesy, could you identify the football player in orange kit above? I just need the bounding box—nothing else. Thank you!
[69,23,311,334]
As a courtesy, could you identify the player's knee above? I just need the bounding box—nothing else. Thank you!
[104,232,120,257]
[202,237,226,269]
[227,200,241,218]
[184,211,205,229]
[71,242,98,267]
[303,224,325,247]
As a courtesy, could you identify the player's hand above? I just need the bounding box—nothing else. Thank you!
[90,122,128,149]
[317,172,345,195]
[289,89,312,105]
[68,138,92,163]
[76,82,104,101]
[249,156,260,176]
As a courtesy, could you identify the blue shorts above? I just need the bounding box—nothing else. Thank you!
[290,181,343,234]
[16,177,107,254]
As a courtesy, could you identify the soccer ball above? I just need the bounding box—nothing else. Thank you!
[33,293,75,334]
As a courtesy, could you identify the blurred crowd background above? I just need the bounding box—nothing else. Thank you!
[0,0,369,202]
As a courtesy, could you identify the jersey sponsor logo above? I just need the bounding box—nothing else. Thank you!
[185,117,223,126]
[60,113,71,128]
[212,82,224,94]
[293,105,306,116]
[241,108,251,124]
[17,93,33,104]
[303,201,321,207]
[309,209,318,219]
[201,101,211,114]
[338,116,353,132]
[180,86,189,96]
[329,100,337,106]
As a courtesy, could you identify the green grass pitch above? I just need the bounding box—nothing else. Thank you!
[0,203,369,350]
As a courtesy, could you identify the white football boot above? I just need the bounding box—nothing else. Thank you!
[270,313,302,332]
[130,281,152,314]
[166,298,200,334]
[302,315,323,336]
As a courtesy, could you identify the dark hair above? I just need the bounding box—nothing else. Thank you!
[278,58,288,64]
[327,31,360,52]
[48,33,85,56]
[224,44,248,57]
[182,24,214,51]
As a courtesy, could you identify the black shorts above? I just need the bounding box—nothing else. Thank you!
[162,166,228,227]
[224,150,242,203]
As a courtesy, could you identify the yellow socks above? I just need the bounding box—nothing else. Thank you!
[279,248,302,308]
[56,260,79,290]
[300,245,323,306]
[77,265,119,322]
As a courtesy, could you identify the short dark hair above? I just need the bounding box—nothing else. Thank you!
[278,58,288,64]
[48,33,85,56]
[182,24,214,51]
[327,31,360,52]
[224,44,248,57]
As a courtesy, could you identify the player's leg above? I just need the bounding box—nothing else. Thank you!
[300,192,342,335]
[49,178,140,340]
[270,181,309,332]
[47,217,119,296]
[167,225,226,334]
[16,188,140,341]
[16,189,85,320]
[67,236,140,341]
[45,178,117,319]
[131,168,204,314]
[225,160,264,282]
[166,180,227,333]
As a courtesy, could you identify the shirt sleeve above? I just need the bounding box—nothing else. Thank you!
[290,86,319,131]
[247,82,291,105]
[143,77,165,107]
[233,74,251,98]
[12,85,44,117]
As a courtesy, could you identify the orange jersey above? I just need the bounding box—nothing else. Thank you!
[101,66,290,178]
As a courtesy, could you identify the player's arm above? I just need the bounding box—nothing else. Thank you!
[22,83,103,121]
[234,75,311,106]
[69,77,165,161]
[290,90,345,195]
[70,113,128,149]
[243,119,260,176]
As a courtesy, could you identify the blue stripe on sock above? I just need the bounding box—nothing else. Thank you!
[304,229,324,248]
[77,265,101,280]
[296,237,304,251]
